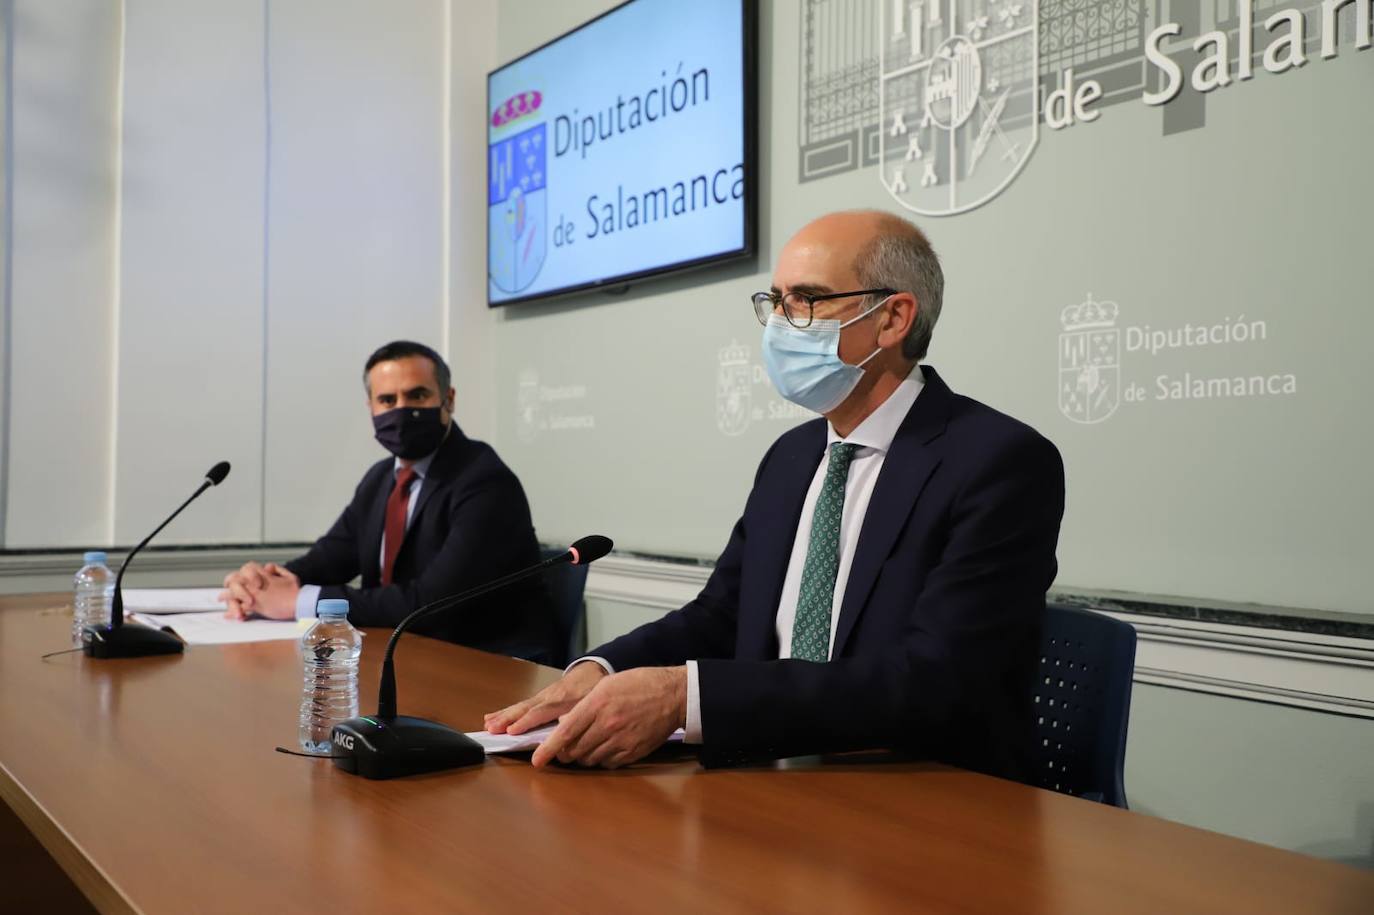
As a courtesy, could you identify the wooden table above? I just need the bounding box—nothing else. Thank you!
[2,593,1372,914]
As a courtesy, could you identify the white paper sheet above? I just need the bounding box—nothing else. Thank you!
[122,588,227,614]
[465,725,686,755]
[132,610,310,645]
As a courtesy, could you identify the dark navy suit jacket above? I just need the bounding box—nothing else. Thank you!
[285,424,556,661]
[593,367,1064,781]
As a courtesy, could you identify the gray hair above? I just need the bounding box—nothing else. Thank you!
[852,216,944,361]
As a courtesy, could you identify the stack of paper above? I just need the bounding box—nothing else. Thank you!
[132,609,309,645]
[121,588,227,613]
[465,725,685,755]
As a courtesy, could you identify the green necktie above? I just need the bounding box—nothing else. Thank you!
[790,442,860,662]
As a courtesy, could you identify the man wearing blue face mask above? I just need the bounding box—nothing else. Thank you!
[219,340,556,661]
[487,210,1065,781]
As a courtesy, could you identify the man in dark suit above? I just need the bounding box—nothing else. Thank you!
[485,211,1064,779]
[220,341,555,661]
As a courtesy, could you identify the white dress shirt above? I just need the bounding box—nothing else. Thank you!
[768,367,925,661]
[576,366,925,743]
[295,451,435,619]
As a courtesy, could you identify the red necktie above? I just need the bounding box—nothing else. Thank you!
[381,467,417,586]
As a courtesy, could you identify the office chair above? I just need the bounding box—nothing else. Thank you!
[1032,603,1137,808]
[542,548,589,668]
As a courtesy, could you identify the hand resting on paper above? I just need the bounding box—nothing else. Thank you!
[484,662,687,769]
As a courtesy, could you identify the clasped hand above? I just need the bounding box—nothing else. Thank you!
[219,561,301,620]
[484,662,687,769]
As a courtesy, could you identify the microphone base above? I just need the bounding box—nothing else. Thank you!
[330,715,485,779]
[82,622,186,658]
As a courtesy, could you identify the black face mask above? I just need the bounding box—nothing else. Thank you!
[373,406,447,460]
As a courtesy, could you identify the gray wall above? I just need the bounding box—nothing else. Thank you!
[1128,683,1374,869]
[473,0,1374,619]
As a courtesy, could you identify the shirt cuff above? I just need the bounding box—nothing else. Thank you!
[684,660,702,744]
[295,585,322,620]
[567,656,615,676]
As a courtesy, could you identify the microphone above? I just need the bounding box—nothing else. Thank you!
[331,534,614,779]
[82,461,232,659]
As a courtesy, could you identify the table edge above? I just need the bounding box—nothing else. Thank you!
[0,757,140,915]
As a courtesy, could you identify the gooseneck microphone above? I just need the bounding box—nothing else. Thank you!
[82,461,231,659]
[330,534,613,779]
[376,534,612,718]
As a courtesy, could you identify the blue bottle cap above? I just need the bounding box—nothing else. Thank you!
[83,551,108,564]
[316,599,350,619]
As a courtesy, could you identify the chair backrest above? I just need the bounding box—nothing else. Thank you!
[541,548,589,668]
[1032,603,1137,808]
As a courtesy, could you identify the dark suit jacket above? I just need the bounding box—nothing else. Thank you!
[285,424,555,661]
[592,366,1064,781]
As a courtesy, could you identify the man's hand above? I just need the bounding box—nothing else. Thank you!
[220,561,271,620]
[530,666,687,769]
[220,562,299,621]
[248,564,301,620]
[484,661,608,736]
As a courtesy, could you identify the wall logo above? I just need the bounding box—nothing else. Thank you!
[1058,294,1121,424]
[1056,294,1299,420]
[515,368,595,441]
[489,91,548,294]
[879,0,1039,216]
[716,340,753,436]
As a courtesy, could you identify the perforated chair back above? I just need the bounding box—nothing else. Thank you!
[1033,603,1136,808]
[541,548,589,668]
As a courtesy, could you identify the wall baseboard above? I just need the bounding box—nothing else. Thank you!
[0,546,304,595]
[1119,612,1374,718]
[585,555,1374,720]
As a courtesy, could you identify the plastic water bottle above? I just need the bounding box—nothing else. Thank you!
[298,599,363,754]
[72,551,115,646]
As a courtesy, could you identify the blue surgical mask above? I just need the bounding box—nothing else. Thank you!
[761,297,889,414]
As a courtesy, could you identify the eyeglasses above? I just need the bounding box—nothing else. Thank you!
[750,288,896,328]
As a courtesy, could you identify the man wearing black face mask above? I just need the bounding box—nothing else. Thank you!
[219,340,556,661]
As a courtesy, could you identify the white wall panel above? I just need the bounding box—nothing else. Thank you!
[449,0,499,442]
[261,0,446,542]
[113,0,265,544]
[3,0,120,548]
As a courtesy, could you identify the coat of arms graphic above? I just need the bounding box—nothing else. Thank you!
[716,340,753,437]
[489,90,548,295]
[879,0,1039,216]
[516,369,544,443]
[1058,295,1120,424]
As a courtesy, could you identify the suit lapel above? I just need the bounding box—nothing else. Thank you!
[362,469,392,583]
[740,421,826,659]
[832,366,952,655]
[397,424,465,556]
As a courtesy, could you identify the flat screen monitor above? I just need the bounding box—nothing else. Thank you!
[487,0,757,306]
